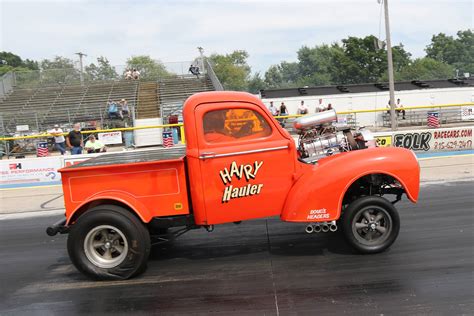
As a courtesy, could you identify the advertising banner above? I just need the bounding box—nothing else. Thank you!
[0,156,63,188]
[392,126,473,151]
[98,131,123,145]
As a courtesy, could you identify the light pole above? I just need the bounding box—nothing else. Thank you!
[197,47,204,72]
[383,0,397,130]
[75,52,87,85]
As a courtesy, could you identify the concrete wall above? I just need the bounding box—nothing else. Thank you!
[261,87,474,127]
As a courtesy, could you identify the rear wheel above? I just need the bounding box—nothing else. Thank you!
[341,196,400,253]
[67,205,150,280]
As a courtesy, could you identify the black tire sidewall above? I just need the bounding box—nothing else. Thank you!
[67,206,150,280]
[342,196,400,254]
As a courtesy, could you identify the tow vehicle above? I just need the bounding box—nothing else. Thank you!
[47,91,420,280]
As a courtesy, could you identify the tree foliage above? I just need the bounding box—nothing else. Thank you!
[85,56,118,81]
[208,50,251,91]
[0,51,38,76]
[426,30,474,74]
[126,55,171,80]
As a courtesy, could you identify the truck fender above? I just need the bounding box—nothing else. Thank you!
[66,191,153,225]
[281,147,420,223]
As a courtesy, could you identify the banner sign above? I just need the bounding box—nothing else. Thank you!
[0,156,62,187]
[98,131,122,145]
[392,127,473,151]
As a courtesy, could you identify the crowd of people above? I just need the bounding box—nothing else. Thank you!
[48,123,107,156]
[267,99,335,117]
[124,68,140,80]
[108,98,130,119]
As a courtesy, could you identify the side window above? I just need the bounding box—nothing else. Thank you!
[203,108,272,143]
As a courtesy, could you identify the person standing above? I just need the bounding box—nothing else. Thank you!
[49,124,66,155]
[297,100,308,115]
[268,101,279,116]
[66,123,83,155]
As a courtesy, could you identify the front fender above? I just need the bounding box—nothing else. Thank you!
[281,147,419,222]
[65,191,152,225]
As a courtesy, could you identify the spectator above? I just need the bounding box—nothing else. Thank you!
[189,64,200,78]
[124,69,133,80]
[279,102,288,127]
[269,101,279,116]
[66,123,83,155]
[315,99,325,112]
[327,103,334,111]
[132,68,140,80]
[297,100,308,115]
[84,134,107,154]
[120,99,130,119]
[108,100,120,119]
[49,124,66,155]
[396,98,406,119]
[279,102,288,116]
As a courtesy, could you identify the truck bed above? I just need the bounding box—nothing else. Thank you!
[65,147,186,169]
[59,146,190,222]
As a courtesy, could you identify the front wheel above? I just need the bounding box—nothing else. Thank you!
[341,196,400,254]
[67,205,150,280]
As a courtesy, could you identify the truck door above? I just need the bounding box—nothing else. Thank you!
[194,102,296,225]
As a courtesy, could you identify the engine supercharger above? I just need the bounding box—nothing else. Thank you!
[294,109,376,162]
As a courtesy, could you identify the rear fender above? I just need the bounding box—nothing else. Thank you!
[66,191,152,225]
[281,147,420,222]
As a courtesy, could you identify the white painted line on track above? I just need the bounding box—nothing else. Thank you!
[0,209,65,220]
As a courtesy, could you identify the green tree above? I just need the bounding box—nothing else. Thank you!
[297,44,340,85]
[331,36,411,84]
[247,72,267,93]
[126,55,171,80]
[39,56,80,85]
[0,51,38,76]
[208,50,251,91]
[395,57,454,81]
[85,56,118,81]
[426,30,474,74]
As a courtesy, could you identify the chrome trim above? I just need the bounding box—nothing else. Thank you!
[199,145,289,160]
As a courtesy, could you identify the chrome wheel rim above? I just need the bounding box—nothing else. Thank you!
[352,206,392,246]
[84,225,128,269]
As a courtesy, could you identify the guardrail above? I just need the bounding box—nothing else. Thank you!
[1,102,472,143]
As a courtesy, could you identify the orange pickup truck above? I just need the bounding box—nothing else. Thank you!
[47,91,420,280]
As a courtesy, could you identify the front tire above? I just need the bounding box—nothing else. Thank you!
[341,196,400,254]
[67,205,150,280]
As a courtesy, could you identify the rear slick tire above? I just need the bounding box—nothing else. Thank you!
[341,196,400,254]
[67,205,150,280]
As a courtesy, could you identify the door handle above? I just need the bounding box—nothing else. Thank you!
[199,152,216,160]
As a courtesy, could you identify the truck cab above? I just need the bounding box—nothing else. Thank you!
[47,91,420,280]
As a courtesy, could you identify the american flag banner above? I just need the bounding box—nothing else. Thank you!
[37,141,49,157]
[427,111,440,128]
[162,131,174,148]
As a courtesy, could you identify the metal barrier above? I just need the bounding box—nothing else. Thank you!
[1,102,472,157]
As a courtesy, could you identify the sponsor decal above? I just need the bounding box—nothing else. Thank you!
[394,132,432,151]
[375,135,392,147]
[219,161,264,203]
[307,208,330,220]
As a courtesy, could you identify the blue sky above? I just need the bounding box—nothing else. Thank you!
[1,0,472,74]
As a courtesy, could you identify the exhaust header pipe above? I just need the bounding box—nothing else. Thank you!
[305,221,337,234]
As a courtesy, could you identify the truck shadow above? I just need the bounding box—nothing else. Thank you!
[149,219,355,262]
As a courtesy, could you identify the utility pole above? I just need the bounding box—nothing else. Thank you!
[75,52,87,85]
[197,47,204,72]
[383,0,397,130]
